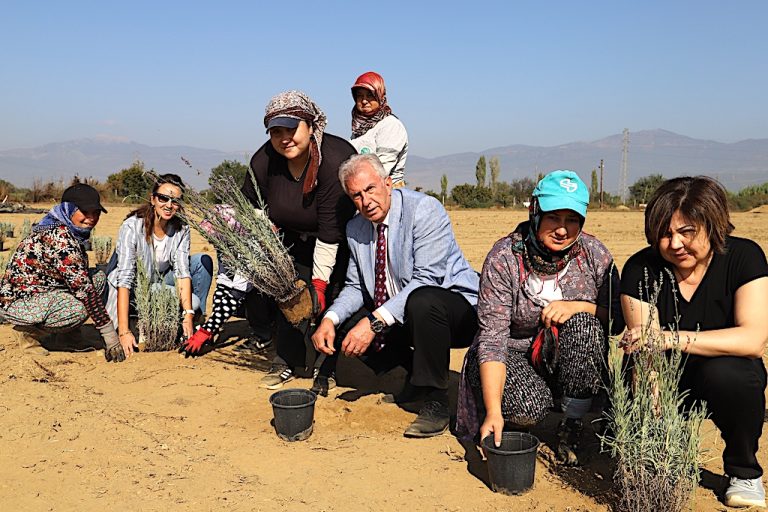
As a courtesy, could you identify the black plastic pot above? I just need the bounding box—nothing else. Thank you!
[482,432,540,495]
[269,388,317,442]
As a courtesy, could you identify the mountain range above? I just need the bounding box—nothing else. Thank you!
[1,130,766,193]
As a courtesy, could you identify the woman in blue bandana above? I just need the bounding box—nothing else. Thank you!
[0,183,125,361]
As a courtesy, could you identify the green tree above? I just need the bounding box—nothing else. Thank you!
[629,174,666,205]
[107,160,153,202]
[475,156,487,189]
[440,174,448,204]
[590,168,599,201]
[451,184,493,208]
[489,156,500,197]
[209,160,249,198]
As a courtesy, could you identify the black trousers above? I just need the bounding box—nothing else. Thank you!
[244,232,347,372]
[679,354,767,479]
[328,286,478,391]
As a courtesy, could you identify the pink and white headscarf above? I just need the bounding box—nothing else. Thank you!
[351,71,394,139]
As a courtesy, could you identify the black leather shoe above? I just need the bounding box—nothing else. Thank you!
[403,401,450,438]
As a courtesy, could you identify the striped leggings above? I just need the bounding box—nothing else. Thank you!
[1,270,106,333]
[465,312,605,426]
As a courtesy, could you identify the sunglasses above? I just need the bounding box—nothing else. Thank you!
[153,192,181,205]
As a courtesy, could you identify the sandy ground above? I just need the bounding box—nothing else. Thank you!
[0,205,767,511]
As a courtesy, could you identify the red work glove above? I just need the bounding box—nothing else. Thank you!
[181,327,213,354]
[311,279,328,313]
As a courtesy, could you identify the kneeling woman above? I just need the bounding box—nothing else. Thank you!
[457,170,622,465]
[620,176,768,508]
[0,183,124,360]
[105,174,213,356]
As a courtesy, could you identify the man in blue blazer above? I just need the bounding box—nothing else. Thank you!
[312,154,479,437]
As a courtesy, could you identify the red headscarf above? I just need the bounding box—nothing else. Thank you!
[351,71,393,138]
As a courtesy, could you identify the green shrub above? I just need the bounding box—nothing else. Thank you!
[134,260,181,352]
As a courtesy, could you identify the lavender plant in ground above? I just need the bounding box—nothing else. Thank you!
[91,235,113,265]
[601,269,706,512]
[134,259,181,352]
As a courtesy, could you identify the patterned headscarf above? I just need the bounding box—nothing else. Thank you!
[35,202,93,243]
[351,71,394,139]
[263,90,327,198]
[511,196,584,276]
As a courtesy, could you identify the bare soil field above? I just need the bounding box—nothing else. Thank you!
[0,205,766,511]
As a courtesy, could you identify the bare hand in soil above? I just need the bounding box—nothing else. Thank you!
[312,318,336,355]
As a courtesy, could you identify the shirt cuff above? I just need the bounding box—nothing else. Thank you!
[323,310,340,327]
[374,306,396,327]
[312,240,338,282]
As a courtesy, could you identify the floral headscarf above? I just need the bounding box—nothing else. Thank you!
[351,71,394,138]
[263,90,327,198]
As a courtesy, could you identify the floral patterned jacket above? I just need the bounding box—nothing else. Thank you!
[0,225,111,327]
[474,231,623,364]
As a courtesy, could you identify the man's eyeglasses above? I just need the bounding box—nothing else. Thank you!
[153,192,181,205]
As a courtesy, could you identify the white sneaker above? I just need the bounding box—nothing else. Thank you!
[725,476,766,508]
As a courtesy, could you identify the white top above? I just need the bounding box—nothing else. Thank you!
[350,115,408,185]
[152,233,172,275]
[524,262,570,305]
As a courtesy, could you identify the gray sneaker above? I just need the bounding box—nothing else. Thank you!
[260,364,294,390]
[725,476,766,508]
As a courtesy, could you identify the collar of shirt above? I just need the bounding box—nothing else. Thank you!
[372,211,391,231]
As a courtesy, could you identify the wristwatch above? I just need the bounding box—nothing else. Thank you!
[182,309,196,316]
[367,313,387,334]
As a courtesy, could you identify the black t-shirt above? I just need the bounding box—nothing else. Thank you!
[621,236,768,331]
[242,133,356,245]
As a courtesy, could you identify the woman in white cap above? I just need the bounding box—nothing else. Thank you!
[0,183,124,361]
[456,170,623,465]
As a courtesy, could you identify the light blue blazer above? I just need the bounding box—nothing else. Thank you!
[328,188,479,325]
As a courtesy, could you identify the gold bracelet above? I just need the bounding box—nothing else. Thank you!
[119,331,131,337]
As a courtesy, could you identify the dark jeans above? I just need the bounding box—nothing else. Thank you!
[324,286,478,391]
[679,354,767,479]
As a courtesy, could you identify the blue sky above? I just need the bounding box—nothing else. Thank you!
[2,1,766,157]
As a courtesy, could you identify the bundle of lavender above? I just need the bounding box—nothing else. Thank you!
[154,168,312,325]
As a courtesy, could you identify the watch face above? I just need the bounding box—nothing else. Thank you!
[368,314,386,333]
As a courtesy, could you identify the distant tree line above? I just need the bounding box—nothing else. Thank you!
[0,159,249,205]
[423,157,768,211]
[2,156,766,212]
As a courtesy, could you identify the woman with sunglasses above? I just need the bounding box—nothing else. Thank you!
[105,174,213,357]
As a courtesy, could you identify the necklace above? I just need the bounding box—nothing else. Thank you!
[289,153,311,182]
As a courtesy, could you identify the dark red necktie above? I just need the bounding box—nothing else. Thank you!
[372,223,389,351]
